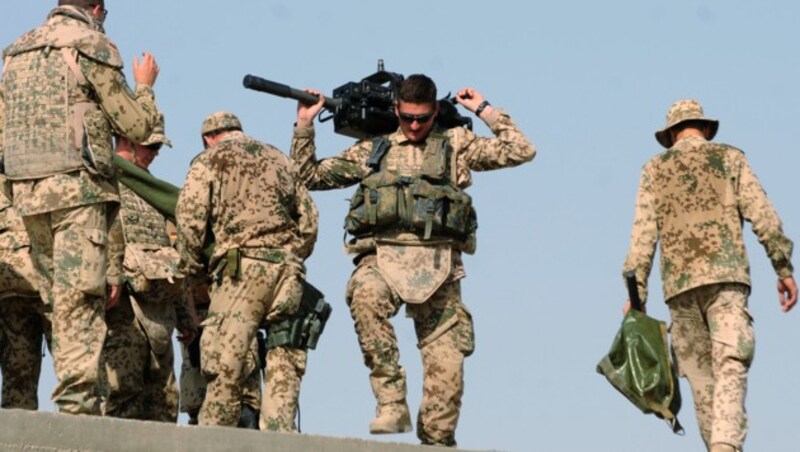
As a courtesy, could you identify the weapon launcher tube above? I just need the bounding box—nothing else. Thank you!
[242,75,341,109]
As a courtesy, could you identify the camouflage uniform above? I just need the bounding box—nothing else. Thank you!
[1,6,158,414]
[291,107,535,446]
[0,95,51,409]
[103,121,190,422]
[623,100,793,451]
[177,113,318,431]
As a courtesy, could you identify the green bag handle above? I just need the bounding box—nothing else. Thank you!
[624,270,643,311]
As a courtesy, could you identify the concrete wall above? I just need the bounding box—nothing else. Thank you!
[0,409,495,452]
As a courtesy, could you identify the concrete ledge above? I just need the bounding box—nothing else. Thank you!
[0,409,492,452]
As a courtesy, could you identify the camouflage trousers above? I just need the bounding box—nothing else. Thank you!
[668,283,754,451]
[0,296,51,409]
[346,254,475,447]
[179,333,262,420]
[199,257,305,431]
[103,292,178,422]
[23,202,110,415]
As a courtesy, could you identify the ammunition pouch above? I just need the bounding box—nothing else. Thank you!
[345,175,477,240]
[266,281,331,351]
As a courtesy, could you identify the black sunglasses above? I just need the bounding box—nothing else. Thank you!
[398,111,435,124]
[143,143,162,152]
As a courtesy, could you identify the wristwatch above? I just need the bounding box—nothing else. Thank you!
[475,100,490,117]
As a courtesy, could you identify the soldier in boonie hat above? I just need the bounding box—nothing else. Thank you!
[140,113,173,149]
[654,99,719,148]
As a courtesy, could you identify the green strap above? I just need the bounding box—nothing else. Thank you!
[226,248,240,280]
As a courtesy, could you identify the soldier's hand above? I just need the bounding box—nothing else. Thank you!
[133,52,159,87]
[455,88,488,115]
[296,89,325,128]
[177,327,197,344]
[106,284,122,310]
[778,276,798,312]
[622,298,645,316]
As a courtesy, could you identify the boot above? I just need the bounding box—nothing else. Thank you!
[367,365,410,434]
[709,444,737,452]
[369,400,412,434]
[237,403,260,430]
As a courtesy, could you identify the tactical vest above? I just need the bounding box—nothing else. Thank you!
[344,131,477,242]
[2,8,120,179]
[119,184,181,296]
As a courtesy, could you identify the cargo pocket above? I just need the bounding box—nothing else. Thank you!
[78,228,108,297]
[454,305,475,357]
[267,266,304,322]
[199,313,225,377]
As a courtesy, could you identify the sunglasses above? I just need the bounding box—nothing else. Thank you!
[398,111,435,124]
[143,143,162,152]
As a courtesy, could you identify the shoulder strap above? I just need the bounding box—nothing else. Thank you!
[60,47,86,85]
[365,137,391,173]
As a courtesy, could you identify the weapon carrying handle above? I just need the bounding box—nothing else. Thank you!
[624,270,643,312]
[242,75,341,109]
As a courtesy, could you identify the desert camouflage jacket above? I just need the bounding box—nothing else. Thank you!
[177,131,318,282]
[624,135,793,304]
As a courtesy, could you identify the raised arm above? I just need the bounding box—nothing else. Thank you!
[454,88,536,171]
[81,52,159,144]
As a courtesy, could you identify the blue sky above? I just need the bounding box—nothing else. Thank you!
[3,1,799,451]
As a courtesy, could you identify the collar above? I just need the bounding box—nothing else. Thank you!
[48,5,103,32]
[675,134,708,145]
[389,126,445,145]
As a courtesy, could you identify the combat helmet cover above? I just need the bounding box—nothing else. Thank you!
[201,111,242,136]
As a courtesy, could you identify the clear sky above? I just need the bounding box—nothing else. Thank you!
[2,1,799,451]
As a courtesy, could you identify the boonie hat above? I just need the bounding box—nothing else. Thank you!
[140,113,173,148]
[201,111,242,135]
[655,99,718,148]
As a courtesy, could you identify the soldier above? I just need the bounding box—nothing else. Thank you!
[177,112,318,431]
[102,115,195,422]
[1,0,160,414]
[293,74,536,446]
[622,99,797,452]
[0,88,51,410]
